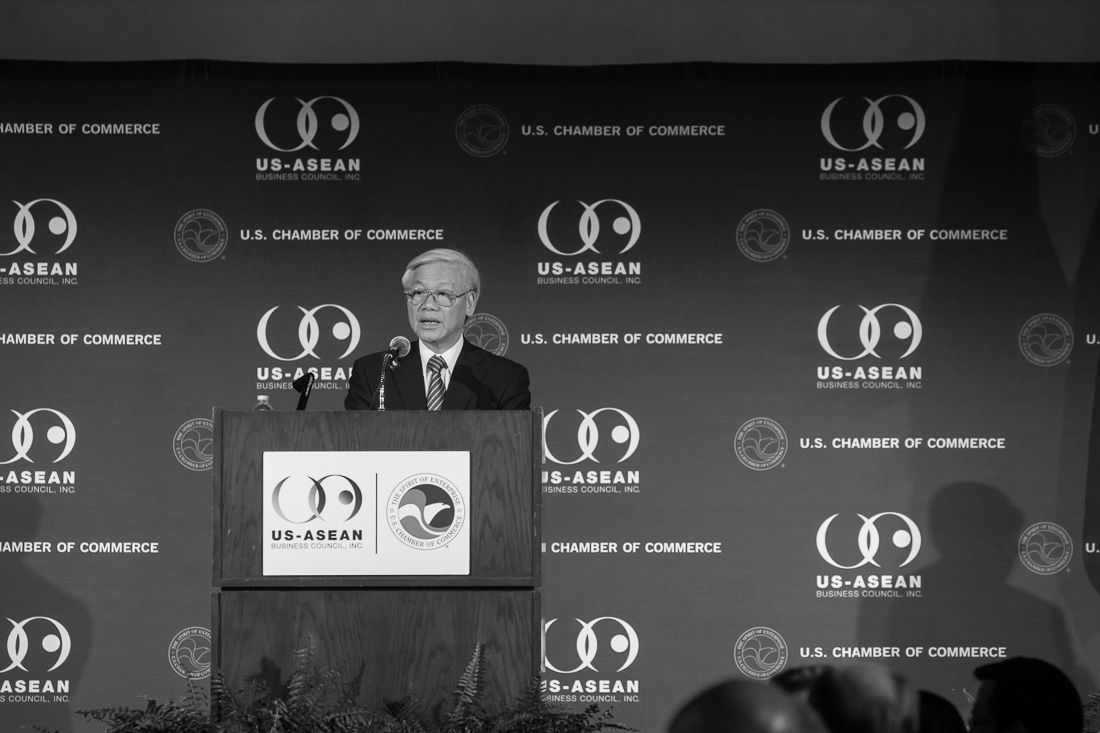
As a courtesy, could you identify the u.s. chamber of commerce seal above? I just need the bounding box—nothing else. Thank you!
[1018,313,1073,367]
[1019,522,1072,575]
[1022,104,1076,158]
[734,627,788,679]
[173,209,228,263]
[387,474,465,550]
[464,313,510,356]
[736,209,790,263]
[173,417,214,471]
[734,417,788,471]
[168,626,211,679]
[455,105,509,158]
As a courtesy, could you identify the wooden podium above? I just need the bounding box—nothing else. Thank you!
[212,408,541,711]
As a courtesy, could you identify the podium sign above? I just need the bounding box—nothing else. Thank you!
[262,450,471,576]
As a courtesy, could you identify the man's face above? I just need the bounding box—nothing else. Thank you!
[405,261,476,353]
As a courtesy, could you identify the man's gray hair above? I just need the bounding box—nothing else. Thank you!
[402,248,481,295]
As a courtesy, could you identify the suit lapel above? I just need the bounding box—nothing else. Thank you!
[443,340,481,410]
[390,346,428,410]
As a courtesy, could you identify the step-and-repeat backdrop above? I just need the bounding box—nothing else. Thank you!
[0,60,1098,731]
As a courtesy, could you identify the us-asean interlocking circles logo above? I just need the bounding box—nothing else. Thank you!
[2,408,76,465]
[270,474,364,524]
[256,304,361,361]
[542,617,640,674]
[542,408,640,465]
[538,200,641,256]
[816,512,922,570]
[255,96,360,152]
[817,304,922,360]
[1,616,71,673]
[4,199,78,257]
[820,95,925,151]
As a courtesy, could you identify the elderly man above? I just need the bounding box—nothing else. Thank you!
[345,248,531,411]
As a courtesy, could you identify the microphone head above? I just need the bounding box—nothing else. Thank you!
[389,335,411,358]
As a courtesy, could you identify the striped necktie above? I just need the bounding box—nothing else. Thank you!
[426,355,447,411]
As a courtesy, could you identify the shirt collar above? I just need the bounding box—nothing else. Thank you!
[419,338,463,378]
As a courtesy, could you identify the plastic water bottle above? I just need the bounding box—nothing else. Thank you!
[253,395,273,411]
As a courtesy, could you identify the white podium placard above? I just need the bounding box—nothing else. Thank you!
[262,450,470,576]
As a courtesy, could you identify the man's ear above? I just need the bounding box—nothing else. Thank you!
[465,291,478,316]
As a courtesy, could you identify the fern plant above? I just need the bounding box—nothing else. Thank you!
[70,641,633,733]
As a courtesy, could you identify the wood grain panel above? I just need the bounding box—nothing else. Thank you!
[213,409,539,586]
[214,589,539,712]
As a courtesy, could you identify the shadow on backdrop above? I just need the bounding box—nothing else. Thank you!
[858,482,1093,713]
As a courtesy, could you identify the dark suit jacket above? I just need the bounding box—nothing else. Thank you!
[344,340,531,410]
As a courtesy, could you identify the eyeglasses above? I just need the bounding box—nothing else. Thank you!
[403,289,473,307]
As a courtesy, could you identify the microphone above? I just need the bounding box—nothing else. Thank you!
[386,335,411,364]
[293,372,315,411]
[377,336,412,411]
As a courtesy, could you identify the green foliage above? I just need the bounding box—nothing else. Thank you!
[1084,690,1100,733]
[75,642,633,733]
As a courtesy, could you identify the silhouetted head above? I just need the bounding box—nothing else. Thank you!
[970,656,1082,733]
[668,679,826,733]
[918,690,966,733]
[807,664,918,733]
[771,665,828,703]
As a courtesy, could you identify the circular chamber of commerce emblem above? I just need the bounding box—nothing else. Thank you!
[169,626,212,679]
[455,105,509,158]
[1018,313,1073,367]
[736,209,790,263]
[1018,522,1072,575]
[1021,104,1076,158]
[734,626,789,680]
[387,474,466,550]
[173,209,228,263]
[464,313,510,356]
[734,417,788,471]
[173,418,214,471]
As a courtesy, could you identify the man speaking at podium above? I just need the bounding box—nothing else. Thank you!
[345,248,531,411]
